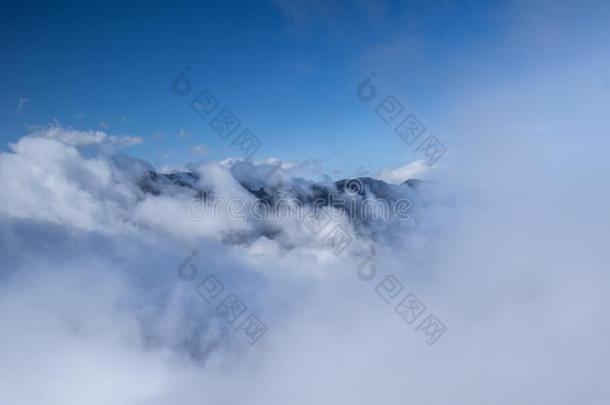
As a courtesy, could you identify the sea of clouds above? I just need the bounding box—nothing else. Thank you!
[0,118,608,404]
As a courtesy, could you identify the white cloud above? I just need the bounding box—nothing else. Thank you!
[191,144,208,157]
[0,114,609,404]
[376,159,429,184]
[31,126,143,148]
[16,97,29,112]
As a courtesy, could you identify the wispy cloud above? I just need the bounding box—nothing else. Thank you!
[16,97,29,112]
[191,144,209,157]
[377,160,429,184]
[0,123,609,404]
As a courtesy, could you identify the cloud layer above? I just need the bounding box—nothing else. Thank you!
[0,123,608,405]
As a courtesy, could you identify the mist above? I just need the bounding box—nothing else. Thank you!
[1,1,610,404]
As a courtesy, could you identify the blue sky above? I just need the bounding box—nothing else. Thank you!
[2,0,609,177]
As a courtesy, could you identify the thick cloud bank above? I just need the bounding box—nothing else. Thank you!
[0,126,608,404]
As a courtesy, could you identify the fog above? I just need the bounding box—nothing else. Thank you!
[1,3,610,402]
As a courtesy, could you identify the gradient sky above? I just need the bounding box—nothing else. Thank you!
[2,0,609,177]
